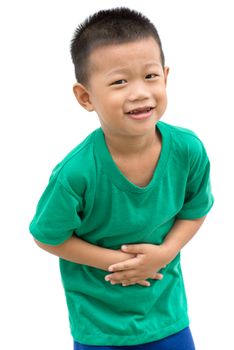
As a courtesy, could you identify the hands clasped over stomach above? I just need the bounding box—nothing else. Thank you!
[105,243,168,287]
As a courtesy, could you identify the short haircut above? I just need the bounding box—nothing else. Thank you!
[70,7,165,86]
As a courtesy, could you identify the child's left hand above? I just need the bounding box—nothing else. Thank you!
[105,243,170,286]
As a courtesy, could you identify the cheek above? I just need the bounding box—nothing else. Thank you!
[95,94,123,118]
[108,93,124,109]
[155,86,167,102]
[155,84,166,97]
[155,88,168,113]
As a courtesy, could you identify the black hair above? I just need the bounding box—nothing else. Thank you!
[70,7,165,86]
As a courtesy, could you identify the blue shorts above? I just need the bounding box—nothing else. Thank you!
[74,327,195,350]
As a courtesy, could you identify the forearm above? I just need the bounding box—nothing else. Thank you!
[34,235,134,271]
[103,216,207,285]
[161,216,206,263]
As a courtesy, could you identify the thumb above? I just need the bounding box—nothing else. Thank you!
[121,244,145,254]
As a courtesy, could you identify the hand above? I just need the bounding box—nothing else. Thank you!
[105,244,169,287]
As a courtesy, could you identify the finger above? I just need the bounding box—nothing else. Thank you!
[108,277,150,287]
[118,278,150,286]
[122,282,138,287]
[122,279,150,287]
[110,279,132,285]
[122,282,134,286]
[121,244,145,254]
[108,257,139,272]
[152,272,164,280]
[105,271,133,282]
[137,280,151,287]
[121,280,132,286]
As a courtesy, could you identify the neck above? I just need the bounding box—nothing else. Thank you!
[103,127,161,158]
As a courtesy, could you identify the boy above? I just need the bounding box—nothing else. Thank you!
[29,7,214,350]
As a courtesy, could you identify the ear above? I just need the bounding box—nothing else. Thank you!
[73,83,94,112]
[163,66,170,86]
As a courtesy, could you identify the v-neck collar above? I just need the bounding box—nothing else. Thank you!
[94,121,171,193]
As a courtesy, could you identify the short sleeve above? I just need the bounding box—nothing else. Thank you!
[29,173,83,245]
[176,145,214,220]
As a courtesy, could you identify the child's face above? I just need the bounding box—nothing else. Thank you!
[74,36,169,138]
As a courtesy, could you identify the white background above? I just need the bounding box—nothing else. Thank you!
[0,0,233,349]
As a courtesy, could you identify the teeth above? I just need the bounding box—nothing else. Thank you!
[129,108,151,114]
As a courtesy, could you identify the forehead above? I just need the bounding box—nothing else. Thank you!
[88,37,162,76]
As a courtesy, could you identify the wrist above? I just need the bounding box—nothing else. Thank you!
[160,243,179,265]
[117,249,135,260]
[102,249,135,271]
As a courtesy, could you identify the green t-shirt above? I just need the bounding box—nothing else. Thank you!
[29,121,214,346]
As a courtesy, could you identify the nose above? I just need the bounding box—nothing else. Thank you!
[127,81,151,102]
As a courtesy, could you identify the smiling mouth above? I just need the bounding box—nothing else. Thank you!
[125,106,155,120]
[126,106,155,115]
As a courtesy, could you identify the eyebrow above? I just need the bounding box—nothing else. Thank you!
[106,62,161,76]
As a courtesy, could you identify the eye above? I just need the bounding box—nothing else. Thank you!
[111,79,127,85]
[145,73,159,79]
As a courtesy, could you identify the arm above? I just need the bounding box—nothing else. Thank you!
[34,235,135,272]
[161,216,206,261]
[105,216,206,285]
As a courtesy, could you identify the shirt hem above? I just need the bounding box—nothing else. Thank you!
[72,315,190,346]
[29,223,72,246]
[176,196,214,220]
